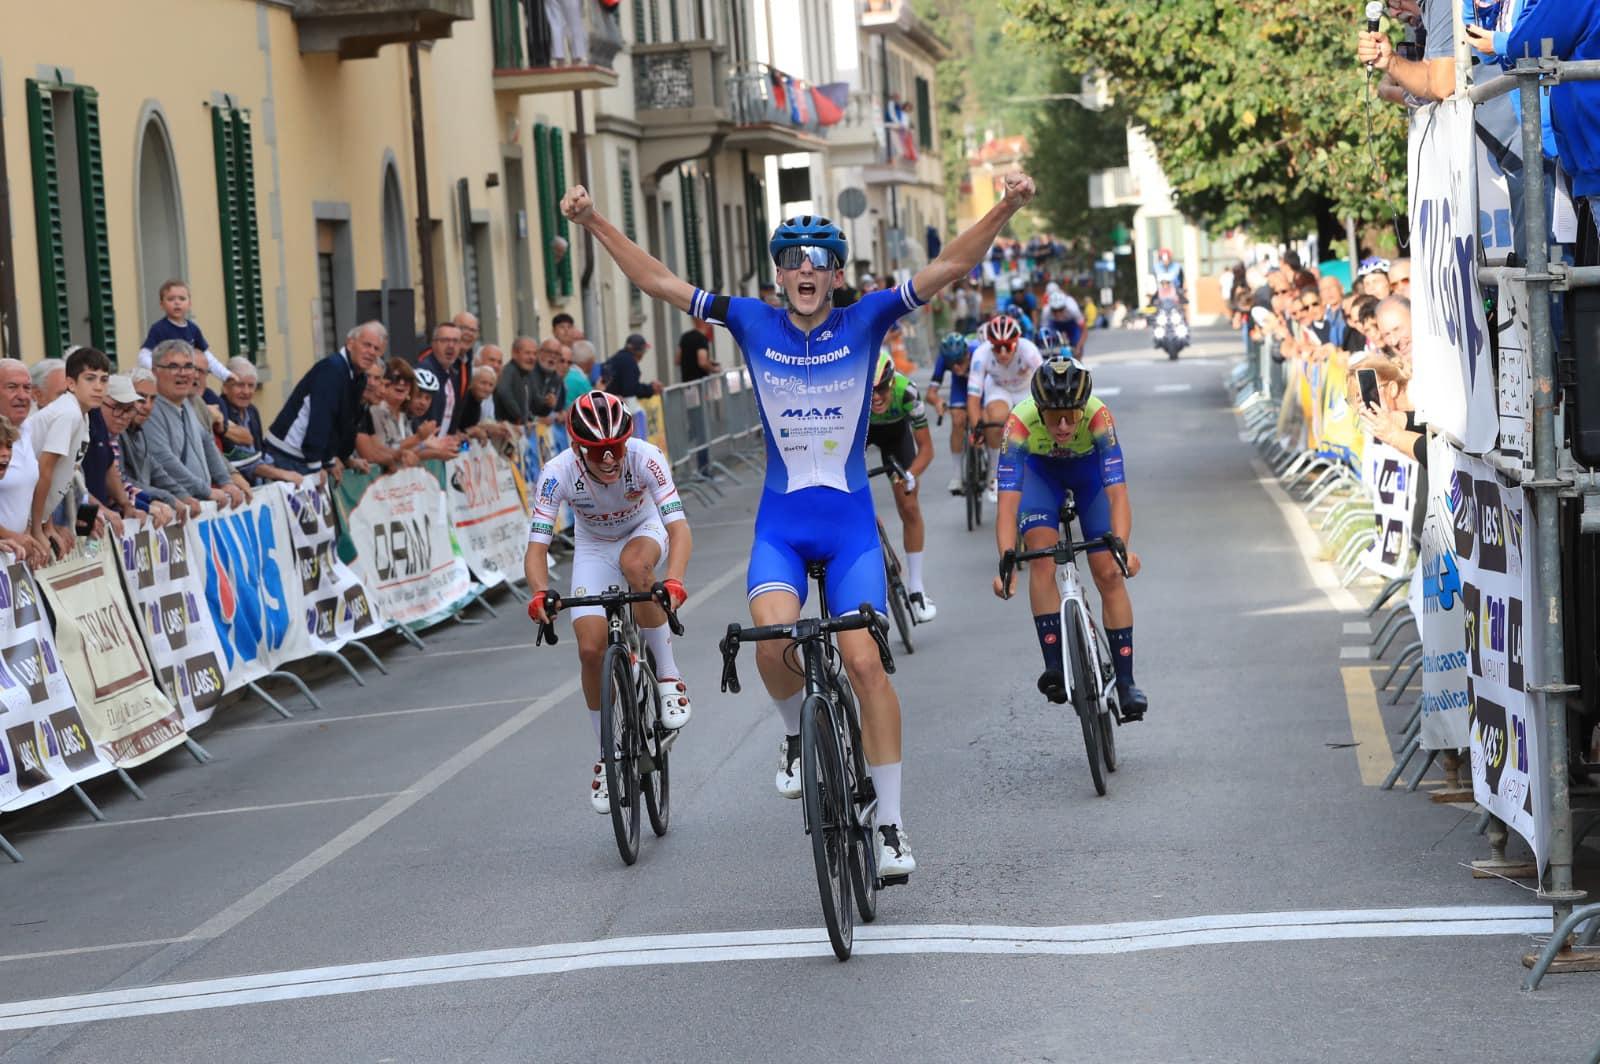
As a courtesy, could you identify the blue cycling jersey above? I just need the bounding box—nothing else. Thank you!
[691,282,925,494]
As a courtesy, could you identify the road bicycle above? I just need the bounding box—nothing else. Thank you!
[1000,493,1131,797]
[963,420,1006,532]
[719,565,900,961]
[867,457,919,655]
[533,583,684,865]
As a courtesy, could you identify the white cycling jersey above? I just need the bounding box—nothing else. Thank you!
[969,338,1043,401]
[527,439,685,545]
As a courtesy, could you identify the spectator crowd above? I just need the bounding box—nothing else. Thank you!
[0,275,662,567]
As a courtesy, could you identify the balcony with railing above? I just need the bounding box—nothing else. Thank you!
[488,0,621,93]
[724,63,828,156]
[292,0,473,60]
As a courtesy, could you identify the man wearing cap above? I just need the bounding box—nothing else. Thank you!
[84,375,176,529]
[603,333,663,399]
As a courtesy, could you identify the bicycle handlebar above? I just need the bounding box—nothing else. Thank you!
[998,534,1131,596]
[718,605,894,694]
[533,582,685,646]
[867,456,909,482]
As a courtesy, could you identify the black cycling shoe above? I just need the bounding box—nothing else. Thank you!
[1037,669,1069,705]
[1117,682,1149,721]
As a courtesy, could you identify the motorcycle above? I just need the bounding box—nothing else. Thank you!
[1149,279,1190,360]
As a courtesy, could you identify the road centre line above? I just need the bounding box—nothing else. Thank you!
[0,938,195,966]
[1342,666,1396,786]
[18,793,405,835]
[1153,383,1193,394]
[0,906,1550,1031]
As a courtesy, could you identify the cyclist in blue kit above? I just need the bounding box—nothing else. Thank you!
[560,172,1037,878]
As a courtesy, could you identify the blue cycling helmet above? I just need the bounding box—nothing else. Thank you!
[939,332,968,360]
[1357,256,1391,278]
[1036,325,1063,353]
[769,215,848,268]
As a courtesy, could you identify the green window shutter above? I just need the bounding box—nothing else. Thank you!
[619,154,642,316]
[492,0,524,69]
[533,122,557,301]
[211,106,247,358]
[549,126,572,298]
[72,87,116,360]
[746,172,770,287]
[632,0,646,45]
[24,80,70,358]
[678,168,701,290]
[915,77,932,151]
[230,110,266,359]
[211,107,267,361]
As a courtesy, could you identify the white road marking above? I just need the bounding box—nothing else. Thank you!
[1339,646,1370,660]
[1250,458,1363,613]
[1343,621,1372,635]
[0,938,193,966]
[233,698,528,731]
[1093,386,1122,397]
[1153,383,1193,394]
[0,906,1549,1030]
[183,564,750,946]
[415,643,536,659]
[19,793,404,834]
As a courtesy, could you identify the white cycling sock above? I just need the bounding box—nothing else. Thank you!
[774,690,804,735]
[952,449,963,475]
[589,708,602,750]
[641,623,679,680]
[905,551,926,596]
[868,761,903,828]
[987,447,1000,479]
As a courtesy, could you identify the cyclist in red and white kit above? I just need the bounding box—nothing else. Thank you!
[967,314,1044,502]
[524,390,695,813]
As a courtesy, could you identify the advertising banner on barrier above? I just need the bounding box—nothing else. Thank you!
[1358,441,1417,578]
[339,465,476,629]
[1417,436,1472,751]
[1445,447,1546,870]
[191,489,309,690]
[1316,355,1361,466]
[1408,98,1498,453]
[634,396,671,458]
[1492,278,1534,479]
[36,547,186,769]
[445,447,528,589]
[281,484,386,650]
[116,520,228,728]
[0,560,111,812]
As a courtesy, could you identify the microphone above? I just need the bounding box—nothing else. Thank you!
[1364,1,1383,70]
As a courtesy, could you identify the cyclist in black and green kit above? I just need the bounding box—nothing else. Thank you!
[867,352,937,622]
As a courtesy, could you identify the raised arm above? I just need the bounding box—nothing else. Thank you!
[561,185,697,314]
[913,171,1036,301]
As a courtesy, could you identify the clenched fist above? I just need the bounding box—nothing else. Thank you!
[561,185,596,225]
[1001,172,1036,209]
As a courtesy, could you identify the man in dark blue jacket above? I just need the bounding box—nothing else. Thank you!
[417,321,468,433]
[603,333,663,400]
[1501,0,1600,224]
[266,321,384,473]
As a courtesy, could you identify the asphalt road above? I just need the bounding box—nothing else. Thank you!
[1,327,1596,1063]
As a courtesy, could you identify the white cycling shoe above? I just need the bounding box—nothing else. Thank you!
[909,593,938,623]
[946,475,963,495]
[984,477,998,504]
[775,734,802,798]
[877,824,916,877]
[589,761,610,814]
[658,679,691,729]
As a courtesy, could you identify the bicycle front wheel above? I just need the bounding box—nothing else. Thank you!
[835,675,878,923]
[878,524,914,654]
[1063,602,1106,797]
[963,446,980,531]
[638,663,671,837]
[600,644,642,863]
[801,693,854,960]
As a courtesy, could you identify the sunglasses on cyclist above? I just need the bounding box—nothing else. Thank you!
[578,442,625,469]
[774,245,842,271]
[991,337,1018,353]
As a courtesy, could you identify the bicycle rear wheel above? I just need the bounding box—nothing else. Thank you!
[878,523,914,654]
[1063,602,1106,797]
[963,446,980,531]
[801,693,853,960]
[1093,627,1118,774]
[599,644,642,863]
[638,662,671,837]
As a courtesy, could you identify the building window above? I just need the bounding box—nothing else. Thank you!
[619,149,643,319]
[678,166,702,290]
[914,76,932,151]
[25,78,117,360]
[135,111,187,333]
[533,123,574,301]
[381,164,410,289]
[210,103,266,362]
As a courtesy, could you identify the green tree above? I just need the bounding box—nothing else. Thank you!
[1006,0,1407,241]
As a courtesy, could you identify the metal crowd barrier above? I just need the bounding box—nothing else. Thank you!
[660,368,765,506]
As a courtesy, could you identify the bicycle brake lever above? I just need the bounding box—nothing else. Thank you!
[866,608,897,675]
[719,625,742,694]
[652,583,687,637]
[536,621,558,646]
[1103,534,1131,578]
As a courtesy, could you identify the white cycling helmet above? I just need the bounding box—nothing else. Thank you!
[1048,290,1070,312]
[1009,274,1028,291]
[1045,281,1062,296]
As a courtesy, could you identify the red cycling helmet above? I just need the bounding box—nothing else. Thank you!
[985,314,1021,350]
[567,390,633,469]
